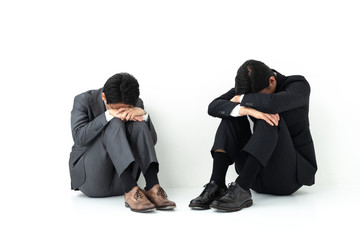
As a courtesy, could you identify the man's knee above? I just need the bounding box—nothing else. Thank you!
[254,118,277,127]
[253,119,279,135]
[107,118,126,130]
[219,117,247,127]
[101,118,128,142]
[127,121,148,134]
[126,121,154,143]
[217,117,250,135]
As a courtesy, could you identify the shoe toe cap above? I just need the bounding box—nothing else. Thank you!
[190,198,202,204]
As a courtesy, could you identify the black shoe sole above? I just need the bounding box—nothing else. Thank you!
[125,202,156,213]
[189,203,211,210]
[210,199,253,212]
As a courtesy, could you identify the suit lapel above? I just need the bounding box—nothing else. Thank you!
[91,88,106,117]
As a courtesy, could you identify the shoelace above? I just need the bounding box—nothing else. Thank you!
[134,189,144,201]
[200,182,217,197]
[157,187,168,199]
[226,183,237,198]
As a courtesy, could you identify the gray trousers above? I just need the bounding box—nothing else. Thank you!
[79,118,158,197]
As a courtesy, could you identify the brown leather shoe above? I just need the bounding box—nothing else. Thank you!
[145,184,176,210]
[124,186,156,212]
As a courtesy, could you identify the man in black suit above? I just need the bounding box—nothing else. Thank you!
[69,73,175,212]
[189,60,317,212]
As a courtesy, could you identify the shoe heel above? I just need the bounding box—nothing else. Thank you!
[125,202,130,208]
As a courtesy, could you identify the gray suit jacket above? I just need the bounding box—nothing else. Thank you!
[69,88,157,190]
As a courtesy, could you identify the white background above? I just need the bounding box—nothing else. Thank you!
[1,0,359,239]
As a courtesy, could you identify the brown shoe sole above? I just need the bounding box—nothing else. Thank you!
[125,202,156,213]
[156,205,176,210]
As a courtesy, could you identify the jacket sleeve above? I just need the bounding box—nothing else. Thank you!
[208,88,241,118]
[71,97,108,147]
[241,76,310,114]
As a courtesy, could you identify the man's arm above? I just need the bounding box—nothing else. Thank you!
[114,98,148,122]
[208,88,241,118]
[208,88,280,125]
[240,76,310,114]
[71,98,108,147]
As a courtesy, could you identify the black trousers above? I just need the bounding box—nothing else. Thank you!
[211,117,302,195]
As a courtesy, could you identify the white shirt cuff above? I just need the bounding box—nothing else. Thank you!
[230,104,242,117]
[143,112,149,121]
[105,110,114,121]
[239,94,244,103]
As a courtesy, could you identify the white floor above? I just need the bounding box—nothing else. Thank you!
[3,183,359,240]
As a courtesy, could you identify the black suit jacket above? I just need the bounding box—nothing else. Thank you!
[69,88,157,190]
[208,71,317,186]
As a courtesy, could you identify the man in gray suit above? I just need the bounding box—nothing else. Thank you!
[69,73,176,212]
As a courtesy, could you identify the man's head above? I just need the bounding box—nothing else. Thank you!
[102,73,140,109]
[235,60,277,95]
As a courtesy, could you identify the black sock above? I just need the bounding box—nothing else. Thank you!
[144,163,159,191]
[120,162,137,193]
[210,152,234,189]
[236,154,262,190]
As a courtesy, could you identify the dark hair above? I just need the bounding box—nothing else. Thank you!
[235,60,274,95]
[103,73,140,106]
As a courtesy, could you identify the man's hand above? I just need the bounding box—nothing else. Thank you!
[239,107,279,126]
[108,108,119,118]
[230,95,242,103]
[113,107,146,122]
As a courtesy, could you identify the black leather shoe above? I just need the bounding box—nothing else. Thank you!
[189,181,227,209]
[210,182,253,212]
